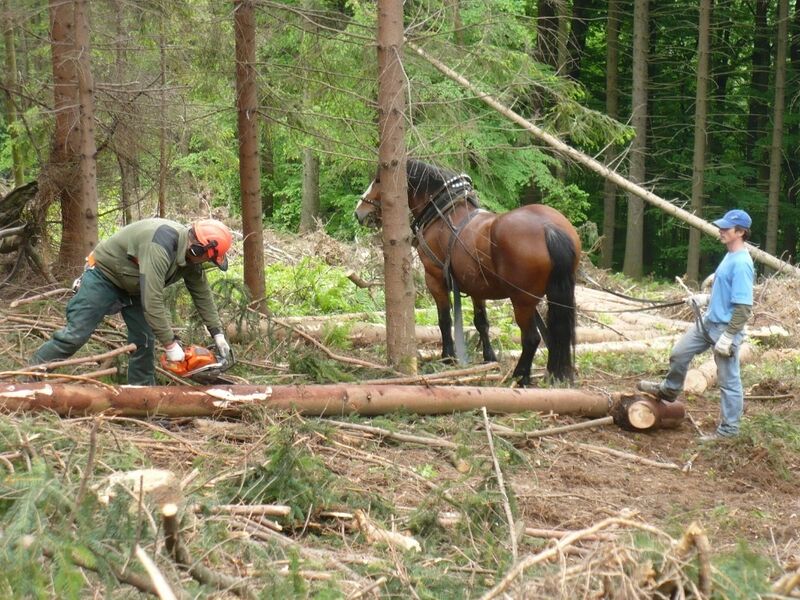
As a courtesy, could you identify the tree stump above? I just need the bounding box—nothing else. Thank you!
[611,393,685,432]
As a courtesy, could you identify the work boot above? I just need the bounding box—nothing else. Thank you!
[636,380,677,402]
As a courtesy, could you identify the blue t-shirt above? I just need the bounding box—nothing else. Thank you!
[706,249,754,323]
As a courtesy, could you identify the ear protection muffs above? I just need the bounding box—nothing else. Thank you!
[189,239,218,259]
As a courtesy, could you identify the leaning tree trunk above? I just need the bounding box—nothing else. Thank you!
[407,43,800,277]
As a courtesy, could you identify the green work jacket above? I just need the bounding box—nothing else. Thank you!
[91,219,223,345]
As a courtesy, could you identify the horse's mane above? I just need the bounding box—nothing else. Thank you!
[407,159,459,196]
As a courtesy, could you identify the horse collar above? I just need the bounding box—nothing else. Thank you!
[411,174,479,235]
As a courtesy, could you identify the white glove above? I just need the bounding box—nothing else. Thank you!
[165,341,185,362]
[214,333,231,358]
[686,293,710,309]
[714,332,734,357]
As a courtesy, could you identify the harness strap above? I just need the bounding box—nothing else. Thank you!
[411,176,478,235]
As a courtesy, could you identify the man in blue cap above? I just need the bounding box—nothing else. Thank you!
[638,209,755,441]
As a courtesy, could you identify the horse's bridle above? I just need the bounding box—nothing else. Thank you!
[358,194,382,210]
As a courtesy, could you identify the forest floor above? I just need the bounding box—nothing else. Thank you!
[1,229,799,599]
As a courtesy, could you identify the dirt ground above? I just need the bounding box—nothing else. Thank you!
[3,229,800,597]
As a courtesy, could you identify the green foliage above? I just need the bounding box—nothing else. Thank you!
[288,350,355,383]
[234,431,338,520]
[711,541,774,599]
[576,350,663,377]
[264,257,383,316]
[733,414,800,479]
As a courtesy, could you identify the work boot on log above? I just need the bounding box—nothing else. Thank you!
[636,380,677,402]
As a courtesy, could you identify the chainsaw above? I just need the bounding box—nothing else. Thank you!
[159,344,235,384]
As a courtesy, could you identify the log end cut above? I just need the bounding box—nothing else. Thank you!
[611,394,686,432]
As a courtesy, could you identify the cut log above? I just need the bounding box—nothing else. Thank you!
[229,320,648,347]
[0,382,613,418]
[610,394,686,431]
[683,343,756,395]
[227,321,443,347]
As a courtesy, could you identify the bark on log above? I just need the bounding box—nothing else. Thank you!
[229,320,660,347]
[610,394,685,431]
[0,382,613,418]
[683,343,756,395]
[227,321,443,346]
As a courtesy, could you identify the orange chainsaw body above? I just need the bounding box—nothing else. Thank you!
[160,345,219,377]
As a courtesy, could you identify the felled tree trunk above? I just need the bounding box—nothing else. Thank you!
[228,321,640,348]
[0,383,613,418]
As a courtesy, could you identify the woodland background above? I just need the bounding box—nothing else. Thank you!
[2,0,798,288]
[3,3,800,599]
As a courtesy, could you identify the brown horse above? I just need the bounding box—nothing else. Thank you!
[355,159,581,385]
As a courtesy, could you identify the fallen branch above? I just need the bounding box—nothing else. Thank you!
[657,521,712,598]
[523,526,616,542]
[345,270,380,289]
[9,287,72,308]
[362,362,499,385]
[353,509,420,553]
[561,441,682,470]
[480,512,643,600]
[745,393,794,401]
[490,416,614,439]
[324,419,458,449]
[197,504,292,518]
[773,564,800,596]
[39,367,118,385]
[34,538,160,596]
[252,307,400,374]
[482,407,518,560]
[23,343,137,372]
[135,545,178,600]
[161,503,256,599]
[347,575,388,599]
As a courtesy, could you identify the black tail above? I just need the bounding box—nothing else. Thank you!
[544,226,577,381]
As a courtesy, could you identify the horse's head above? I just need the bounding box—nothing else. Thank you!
[354,166,383,228]
[355,160,454,228]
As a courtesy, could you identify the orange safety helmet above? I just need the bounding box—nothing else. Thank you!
[191,219,232,271]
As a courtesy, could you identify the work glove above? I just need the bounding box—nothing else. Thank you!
[714,332,734,357]
[685,293,710,309]
[164,341,185,362]
[214,333,231,359]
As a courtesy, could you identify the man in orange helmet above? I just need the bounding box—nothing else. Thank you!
[29,218,233,385]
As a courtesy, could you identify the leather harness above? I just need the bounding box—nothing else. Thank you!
[410,174,481,365]
[411,174,481,283]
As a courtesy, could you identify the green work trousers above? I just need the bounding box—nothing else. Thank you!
[31,268,157,385]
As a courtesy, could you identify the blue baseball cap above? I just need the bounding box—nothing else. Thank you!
[713,209,751,230]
